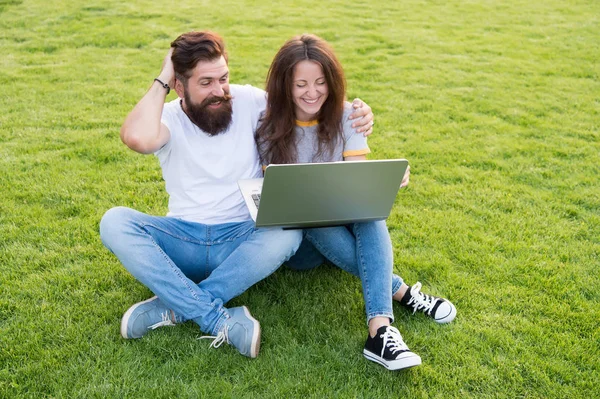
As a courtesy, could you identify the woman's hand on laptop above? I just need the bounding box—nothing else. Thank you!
[400,165,410,188]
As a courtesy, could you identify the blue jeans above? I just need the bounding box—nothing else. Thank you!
[287,221,404,324]
[100,207,302,335]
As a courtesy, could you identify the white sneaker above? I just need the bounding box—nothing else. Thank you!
[363,326,422,370]
[399,282,457,323]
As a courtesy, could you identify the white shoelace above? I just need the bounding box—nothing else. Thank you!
[406,281,436,316]
[148,311,176,330]
[380,326,409,357]
[198,328,229,349]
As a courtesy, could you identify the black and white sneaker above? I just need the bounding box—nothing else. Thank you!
[363,326,422,370]
[400,282,457,324]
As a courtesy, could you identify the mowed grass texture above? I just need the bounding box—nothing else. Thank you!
[0,0,598,398]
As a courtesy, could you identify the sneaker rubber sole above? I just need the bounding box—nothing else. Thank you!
[434,301,457,324]
[363,349,422,370]
[120,296,158,339]
[240,306,261,358]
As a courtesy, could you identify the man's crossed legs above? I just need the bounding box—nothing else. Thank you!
[100,206,302,358]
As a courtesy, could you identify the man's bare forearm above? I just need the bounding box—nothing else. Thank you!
[121,82,171,154]
[120,50,175,154]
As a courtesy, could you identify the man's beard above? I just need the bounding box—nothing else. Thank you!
[182,90,233,136]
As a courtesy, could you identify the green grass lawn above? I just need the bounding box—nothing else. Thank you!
[1,0,598,397]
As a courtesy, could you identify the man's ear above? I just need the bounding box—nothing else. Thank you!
[174,79,185,99]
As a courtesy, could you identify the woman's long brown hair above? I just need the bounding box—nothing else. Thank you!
[256,34,346,164]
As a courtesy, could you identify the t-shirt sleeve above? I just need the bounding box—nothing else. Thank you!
[251,86,267,113]
[248,85,267,132]
[341,102,370,158]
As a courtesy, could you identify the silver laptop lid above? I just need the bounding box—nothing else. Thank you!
[256,159,408,228]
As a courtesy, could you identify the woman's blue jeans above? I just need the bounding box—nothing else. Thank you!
[100,207,302,335]
[287,220,404,324]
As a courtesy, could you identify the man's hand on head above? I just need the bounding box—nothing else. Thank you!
[349,98,374,137]
[158,48,176,89]
[120,47,175,155]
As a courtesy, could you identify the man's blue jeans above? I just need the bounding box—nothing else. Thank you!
[100,207,302,335]
[287,221,404,324]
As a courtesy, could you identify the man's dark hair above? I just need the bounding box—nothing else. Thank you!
[170,31,228,84]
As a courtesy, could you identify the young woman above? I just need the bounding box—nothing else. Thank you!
[256,34,457,371]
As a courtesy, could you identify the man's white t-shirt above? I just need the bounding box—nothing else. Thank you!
[156,84,266,224]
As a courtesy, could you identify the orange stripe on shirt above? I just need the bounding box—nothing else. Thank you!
[295,120,318,127]
[342,148,371,157]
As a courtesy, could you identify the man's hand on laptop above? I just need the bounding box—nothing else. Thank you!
[349,99,374,137]
[400,165,410,188]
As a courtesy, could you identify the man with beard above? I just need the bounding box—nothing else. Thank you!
[99,31,374,359]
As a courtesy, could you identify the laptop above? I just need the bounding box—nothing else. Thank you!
[238,159,408,229]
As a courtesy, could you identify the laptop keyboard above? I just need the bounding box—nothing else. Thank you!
[251,194,261,208]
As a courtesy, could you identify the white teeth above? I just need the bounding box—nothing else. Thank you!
[303,98,318,104]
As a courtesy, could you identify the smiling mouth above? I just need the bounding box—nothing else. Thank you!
[302,97,320,104]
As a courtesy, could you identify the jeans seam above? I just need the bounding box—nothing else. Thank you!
[143,225,222,331]
[367,311,395,324]
[205,226,211,279]
[392,277,402,296]
[212,314,227,336]
[204,245,211,280]
[143,225,203,304]
[355,226,372,319]
[142,222,254,245]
